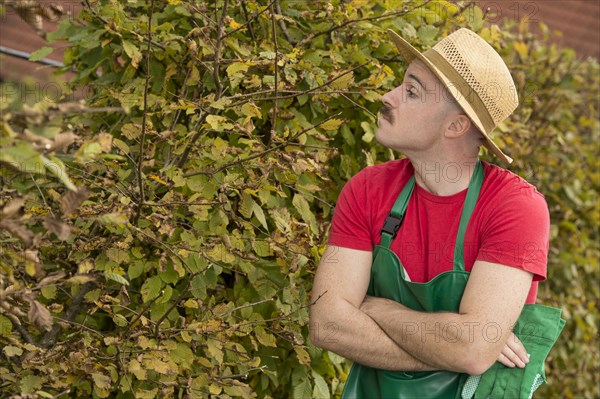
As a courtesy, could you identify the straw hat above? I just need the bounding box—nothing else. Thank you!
[387,28,518,163]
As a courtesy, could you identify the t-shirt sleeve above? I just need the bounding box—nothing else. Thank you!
[477,184,550,281]
[328,170,373,251]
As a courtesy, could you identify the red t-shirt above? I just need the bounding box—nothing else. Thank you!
[328,159,550,304]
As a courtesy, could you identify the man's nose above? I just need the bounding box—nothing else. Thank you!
[381,85,402,108]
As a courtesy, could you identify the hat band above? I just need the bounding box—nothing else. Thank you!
[423,49,496,133]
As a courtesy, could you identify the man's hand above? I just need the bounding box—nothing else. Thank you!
[496,331,529,368]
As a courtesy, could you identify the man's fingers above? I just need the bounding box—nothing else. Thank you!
[497,351,516,368]
[505,332,530,366]
[497,332,529,368]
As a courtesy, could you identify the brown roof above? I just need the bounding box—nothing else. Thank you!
[0,0,79,82]
[475,0,600,59]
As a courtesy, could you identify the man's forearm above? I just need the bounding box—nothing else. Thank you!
[361,297,503,374]
[310,299,436,371]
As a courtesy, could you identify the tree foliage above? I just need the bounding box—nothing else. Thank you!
[0,0,598,398]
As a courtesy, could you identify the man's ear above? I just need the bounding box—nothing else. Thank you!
[445,114,472,138]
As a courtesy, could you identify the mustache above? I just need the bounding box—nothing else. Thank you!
[379,104,394,123]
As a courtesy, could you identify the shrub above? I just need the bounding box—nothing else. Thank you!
[0,1,597,398]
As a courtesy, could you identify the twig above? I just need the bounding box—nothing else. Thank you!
[51,389,71,399]
[340,92,377,119]
[240,1,256,41]
[4,312,36,345]
[173,0,229,170]
[270,3,279,141]
[82,0,165,50]
[53,316,104,338]
[165,65,194,166]
[128,225,194,275]
[213,0,229,99]
[274,0,293,44]
[29,173,54,217]
[174,111,205,169]
[153,275,197,338]
[184,112,342,177]
[310,290,328,306]
[223,0,276,40]
[213,366,267,381]
[134,0,156,224]
[122,289,164,339]
[39,283,93,348]
[16,106,125,117]
[82,0,108,25]
[219,298,274,317]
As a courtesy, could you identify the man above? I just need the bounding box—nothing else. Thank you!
[309,28,552,398]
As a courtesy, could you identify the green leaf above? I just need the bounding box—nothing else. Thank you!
[292,194,317,232]
[105,271,130,286]
[141,275,163,303]
[41,285,57,300]
[0,314,13,336]
[169,342,194,369]
[20,375,43,394]
[41,155,77,191]
[191,274,207,300]
[122,40,143,69]
[0,142,44,174]
[252,201,268,231]
[293,378,312,399]
[29,46,54,62]
[312,371,330,399]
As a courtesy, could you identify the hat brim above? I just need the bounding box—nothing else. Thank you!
[387,29,513,164]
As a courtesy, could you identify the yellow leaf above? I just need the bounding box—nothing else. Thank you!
[128,359,147,380]
[320,118,344,131]
[209,383,222,395]
[294,345,311,366]
[228,18,243,30]
[514,41,528,60]
[91,372,111,389]
[148,173,167,185]
[330,72,354,90]
[241,102,262,118]
[226,62,250,78]
[205,115,234,132]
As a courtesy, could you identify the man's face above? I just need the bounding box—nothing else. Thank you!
[376,59,456,155]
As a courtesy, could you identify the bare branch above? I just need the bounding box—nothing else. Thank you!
[270,3,279,141]
[274,0,293,44]
[213,0,229,99]
[134,0,156,223]
[213,366,267,381]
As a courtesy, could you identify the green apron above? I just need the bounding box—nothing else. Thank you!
[341,161,484,399]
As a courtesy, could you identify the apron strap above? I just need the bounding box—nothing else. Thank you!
[453,160,484,272]
[379,161,484,272]
[380,176,416,249]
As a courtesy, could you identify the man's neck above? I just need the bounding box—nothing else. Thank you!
[409,157,479,196]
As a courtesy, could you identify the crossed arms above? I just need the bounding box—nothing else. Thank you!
[309,246,533,375]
